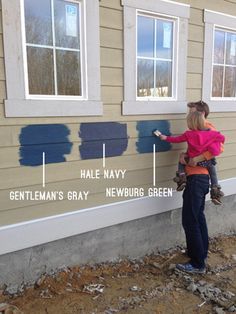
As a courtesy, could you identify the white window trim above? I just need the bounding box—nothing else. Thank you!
[203,9,236,112]
[2,0,102,117]
[122,0,190,115]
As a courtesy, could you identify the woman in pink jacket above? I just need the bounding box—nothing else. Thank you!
[157,111,225,204]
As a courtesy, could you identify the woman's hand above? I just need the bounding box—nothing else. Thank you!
[179,152,188,165]
[188,158,197,167]
[188,154,206,167]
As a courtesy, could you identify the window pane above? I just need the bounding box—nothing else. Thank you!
[56,50,81,95]
[54,0,80,49]
[137,59,154,97]
[212,65,223,97]
[155,61,172,97]
[24,0,52,45]
[27,47,54,95]
[137,16,154,58]
[226,32,236,65]
[156,20,173,59]
[224,67,236,97]
[214,30,225,64]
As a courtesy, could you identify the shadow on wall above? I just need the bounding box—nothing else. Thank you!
[19,124,72,166]
[136,120,172,153]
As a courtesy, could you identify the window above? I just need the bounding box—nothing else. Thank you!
[24,0,83,98]
[122,0,190,115]
[212,29,236,98]
[203,10,236,111]
[137,14,174,99]
[2,0,102,117]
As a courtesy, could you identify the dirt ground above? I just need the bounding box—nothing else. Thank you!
[0,234,236,314]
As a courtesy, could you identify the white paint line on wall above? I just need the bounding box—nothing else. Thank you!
[103,143,106,168]
[153,144,156,186]
[42,152,46,188]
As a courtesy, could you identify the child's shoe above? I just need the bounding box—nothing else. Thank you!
[210,185,224,205]
[173,172,187,191]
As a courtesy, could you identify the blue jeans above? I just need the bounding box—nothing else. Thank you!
[182,175,210,268]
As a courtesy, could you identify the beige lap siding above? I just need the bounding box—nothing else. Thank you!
[0,0,236,227]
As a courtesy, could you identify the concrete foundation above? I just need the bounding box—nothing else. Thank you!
[0,195,235,293]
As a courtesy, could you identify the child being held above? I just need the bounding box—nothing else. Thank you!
[154,111,225,205]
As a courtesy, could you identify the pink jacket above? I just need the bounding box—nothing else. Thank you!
[166,130,225,158]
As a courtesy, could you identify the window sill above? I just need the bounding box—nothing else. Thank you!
[202,99,236,112]
[4,99,103,117]
[122,100,187,115]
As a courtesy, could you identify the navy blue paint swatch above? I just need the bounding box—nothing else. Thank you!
[19,124,72,166]
[136,120,172,153]
[79,122,128,159]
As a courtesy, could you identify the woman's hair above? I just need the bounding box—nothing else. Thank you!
[187,100,210,118]
[187,111,206,130]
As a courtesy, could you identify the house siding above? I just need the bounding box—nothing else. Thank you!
[0,0,236,227]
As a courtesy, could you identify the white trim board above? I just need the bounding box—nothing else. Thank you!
[121,0,190,18]
[204,9,236,29]
[0,177,235,256]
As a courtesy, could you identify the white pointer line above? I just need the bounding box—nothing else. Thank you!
[42,152,46,188]
[153,144,156,186]
[103,143,106,168]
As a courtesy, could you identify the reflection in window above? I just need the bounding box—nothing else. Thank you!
[212,28,236,98]
[224,67,236,97]
[27,47,54,94]
[24,0,82,96]
[56,50,81,95]
[137,60,154,96]
[137,16,154,58]
[156,61,172,97]
[137,14,173,98]
[212,66,223,97]
[25,0,53,46]
[214,31,225,64]
[54,0,80,49]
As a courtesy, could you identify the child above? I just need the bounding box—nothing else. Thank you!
[187,101,224,204]
[154,111,225,204]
